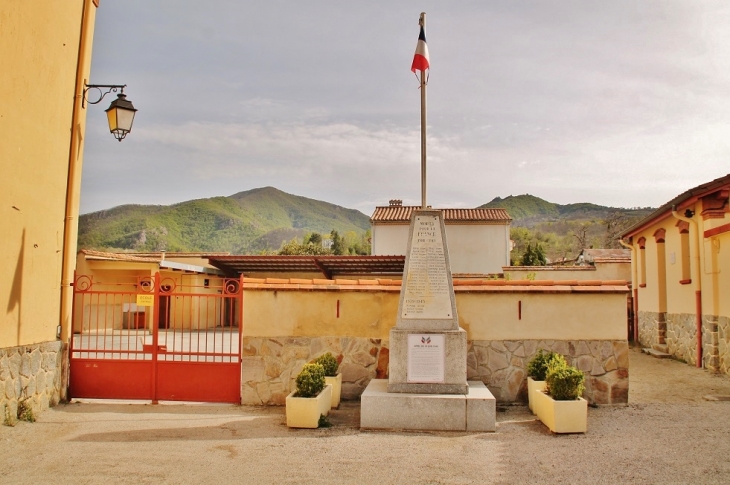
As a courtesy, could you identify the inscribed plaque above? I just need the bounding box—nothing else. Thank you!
[401,214,452,319]
[407,334,445,383]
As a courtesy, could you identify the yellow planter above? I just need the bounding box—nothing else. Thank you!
[325,373,342,409]
[533,389,587,434]
[285,384,332,429]
[527,377,546,414]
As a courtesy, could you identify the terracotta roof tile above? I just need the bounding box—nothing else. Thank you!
[370,206,511,223]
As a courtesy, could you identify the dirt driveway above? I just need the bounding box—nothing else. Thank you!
[3,348,730,484]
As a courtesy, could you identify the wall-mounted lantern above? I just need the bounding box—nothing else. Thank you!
[83,84,137,141]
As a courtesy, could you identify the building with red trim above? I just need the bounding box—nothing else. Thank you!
[620,174,730,375]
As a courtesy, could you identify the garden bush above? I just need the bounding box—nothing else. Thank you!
[314,352,339,377]
[295,363,325,398]
[546,365,586,401]
[527,349,567,381]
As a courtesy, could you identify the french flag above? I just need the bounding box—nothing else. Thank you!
[411,25,430,73]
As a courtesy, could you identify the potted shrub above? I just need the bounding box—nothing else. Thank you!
[315,352,341,409]
[526,350,566,414]
[285,363,332,428]
[533,362,587,434]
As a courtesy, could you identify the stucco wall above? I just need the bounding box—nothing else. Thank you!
[371,223,510,274]
[1,1,96,349]
[240,281,629,404]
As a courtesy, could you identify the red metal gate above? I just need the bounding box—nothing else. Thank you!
[69,272,242,403]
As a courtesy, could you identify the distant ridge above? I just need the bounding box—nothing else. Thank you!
[78,187,370,254]
[480,194,653,228]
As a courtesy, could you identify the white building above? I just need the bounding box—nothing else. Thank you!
[370,200,512,276]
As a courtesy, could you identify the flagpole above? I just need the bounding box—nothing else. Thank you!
[419,12,427,210]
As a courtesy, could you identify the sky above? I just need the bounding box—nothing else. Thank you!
[80,0,730,216]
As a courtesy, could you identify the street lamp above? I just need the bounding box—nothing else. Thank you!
[83,84,137,141]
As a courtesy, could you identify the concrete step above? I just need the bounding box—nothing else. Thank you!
[652,344,669,353]
[645,348,672,359]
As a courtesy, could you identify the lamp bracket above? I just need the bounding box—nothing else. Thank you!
[83,84,127,108]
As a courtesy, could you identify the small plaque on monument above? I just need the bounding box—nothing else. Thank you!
[407,334,445,383]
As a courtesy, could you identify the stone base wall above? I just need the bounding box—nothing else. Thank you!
[716,316,730,375]
[666,313,698,365]
[638,311,668,348]
[0,341,63,422]
[639,311,730,376]
[467,340,629,404]
[638,311,658,349]
[241,337,388,406]
[240,336,629,405]
[703,315,720,371]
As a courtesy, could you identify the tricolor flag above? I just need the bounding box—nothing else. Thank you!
[411,25,430,72]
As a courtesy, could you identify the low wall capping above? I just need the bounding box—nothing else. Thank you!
[241,278,629,294]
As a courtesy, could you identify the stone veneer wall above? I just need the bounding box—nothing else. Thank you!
[666,313,698,365]
[467,339,629,404]
[240,336,629,405]
[0,341,63,421]
[639,311,730,376]
[638,311,665,349]
[718,316,730,375]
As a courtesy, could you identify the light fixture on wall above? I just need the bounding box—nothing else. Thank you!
[83,84,137,141]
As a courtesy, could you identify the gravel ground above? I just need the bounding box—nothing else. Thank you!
[3,347,730,484]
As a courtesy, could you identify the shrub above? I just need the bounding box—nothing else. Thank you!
[314,352,339,377]
[527,350,567,381]
[546,365,586,401]
[295,363,325,398]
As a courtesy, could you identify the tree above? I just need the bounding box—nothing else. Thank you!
[278,238,331,255]
[520,242,547,266]
[602,212,635,249]
[304,232,322,245]
[330,230,345,255]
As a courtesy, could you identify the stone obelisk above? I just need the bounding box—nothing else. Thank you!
[387,209,468,394]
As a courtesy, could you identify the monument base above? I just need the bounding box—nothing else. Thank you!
[387,327,468,394]
[360,379,496,432]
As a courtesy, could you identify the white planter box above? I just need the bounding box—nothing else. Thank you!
[527,377,546,415]
[533,389,587,434]
[285,384,332,429]
[325,373,342,409]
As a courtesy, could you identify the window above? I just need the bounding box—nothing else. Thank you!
[676,221,691,284]
[637,237,646,287]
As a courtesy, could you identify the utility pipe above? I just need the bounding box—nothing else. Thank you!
[618,238,638,343]
[672,206,703,368]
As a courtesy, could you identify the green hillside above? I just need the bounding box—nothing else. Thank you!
[482,194,559,220]
[78,187,370,254]
[481,194,654,263]
[480,194,652,227]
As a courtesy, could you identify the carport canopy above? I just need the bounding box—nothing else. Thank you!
[206,255,405,280]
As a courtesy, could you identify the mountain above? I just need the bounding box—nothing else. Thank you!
[480,194,653,228]
[78,187,370,253]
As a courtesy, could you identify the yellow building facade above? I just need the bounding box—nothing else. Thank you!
[621,174,730,374]
[1,1,99,419]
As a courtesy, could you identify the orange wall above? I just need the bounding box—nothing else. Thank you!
[1,1,97,348]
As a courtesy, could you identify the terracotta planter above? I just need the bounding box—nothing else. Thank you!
[325,373,342,409]
[527,377,546,414]
[533,389,587,434]
[285,384,332,429]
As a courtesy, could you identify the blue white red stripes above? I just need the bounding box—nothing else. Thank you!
[411,25,430,72]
